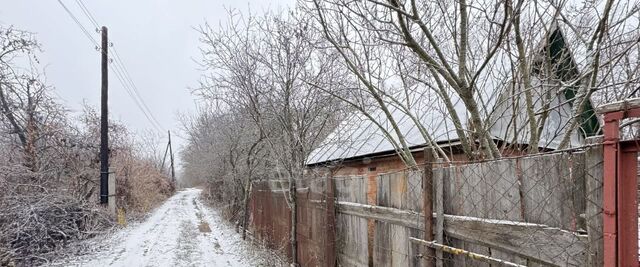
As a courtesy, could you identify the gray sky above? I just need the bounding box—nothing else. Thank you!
[0,0,294,164]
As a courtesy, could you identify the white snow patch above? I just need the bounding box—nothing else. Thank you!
[53,188,284,267]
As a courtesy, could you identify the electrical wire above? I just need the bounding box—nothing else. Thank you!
[74,0,99,30]
[71,0,163,130]
[57,0,165,133]
[56,0,98,47]
[109,62,164,133]
[110,47,165,130]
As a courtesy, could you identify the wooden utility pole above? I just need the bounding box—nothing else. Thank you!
[168,130,175,181]
[99,26,109,205]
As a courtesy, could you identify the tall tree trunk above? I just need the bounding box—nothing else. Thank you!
[509,0,539,152]
[461,90,502,159]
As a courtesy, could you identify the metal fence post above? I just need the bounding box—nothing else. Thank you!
[597,98,640,267]
[602,111,621,266]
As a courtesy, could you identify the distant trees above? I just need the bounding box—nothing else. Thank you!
[183,10,345,263]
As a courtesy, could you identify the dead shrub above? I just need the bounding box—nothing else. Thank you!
[112,152,174,217]
[0,166,114,266]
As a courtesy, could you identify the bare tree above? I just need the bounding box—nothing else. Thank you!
[306,0,512,160]
[0,24,178,265]
[303,0,639,162]
[0,26,69,171]
[190,9,344,263]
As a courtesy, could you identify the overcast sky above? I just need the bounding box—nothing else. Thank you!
[0,0,294,167]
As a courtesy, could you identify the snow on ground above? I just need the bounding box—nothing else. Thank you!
[54,188,283,267]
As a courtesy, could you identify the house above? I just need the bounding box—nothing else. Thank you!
[306,23,600,179]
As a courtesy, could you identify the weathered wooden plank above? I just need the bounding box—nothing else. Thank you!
[483,160,527,265]
[325,176,337,267]
[336,201,588,266]
[521,153,576,229]
[584,143,604,267]
[459,162,490,267]
[335,176,368,267]
[515,152,592,266]
[442,165,465,267]
[391,223,410,266]
[572,151,587,232]
[374,173,393,266]
[374,220,391,266]
[559,153,578,231]
[391,171,411,267]
[338,201,423,229]
[408,228,426,266]
[407,170,426,267]
[409,238,526,267]
[375,171,426,267]
[297,177,337,267]
[444,215,588,267]
[433,160,444,267]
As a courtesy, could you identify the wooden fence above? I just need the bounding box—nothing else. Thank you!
[248,180,292,258]
[248,144,605,266]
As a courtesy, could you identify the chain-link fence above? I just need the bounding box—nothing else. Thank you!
[247,144,606,267]
[433,145,603,266]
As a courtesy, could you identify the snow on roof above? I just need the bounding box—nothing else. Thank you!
[307,76,583,165]
[306,23,589,165]
[488,77,583,149]
[304,1,635,165]
[306,98,463,165]
[535,1,639,74]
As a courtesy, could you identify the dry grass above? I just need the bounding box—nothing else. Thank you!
[111,152,174,217]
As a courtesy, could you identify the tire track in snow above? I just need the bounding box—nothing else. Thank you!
[56,188,281,267]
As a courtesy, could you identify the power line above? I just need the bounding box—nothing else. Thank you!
[74,0,100,30]
[56,0,98,47]
[69,0,161,130]
[111,62,163,132]
[72,0,164,131]
[57,0,165,133]
[109,61,163,132]
[110,47,164,130]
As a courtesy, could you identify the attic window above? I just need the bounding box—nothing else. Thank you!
[368,167,377,172]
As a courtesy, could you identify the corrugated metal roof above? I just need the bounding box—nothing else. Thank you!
[307,77,584,165]
[307,92,471,165]
[305,10,613,165]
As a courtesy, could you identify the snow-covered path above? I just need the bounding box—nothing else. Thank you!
[59,188,277,267]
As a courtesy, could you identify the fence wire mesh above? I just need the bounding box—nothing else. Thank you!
[247,144,607,267]
[434,145,603,267]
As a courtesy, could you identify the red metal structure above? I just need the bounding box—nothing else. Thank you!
[600,99,640,267]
